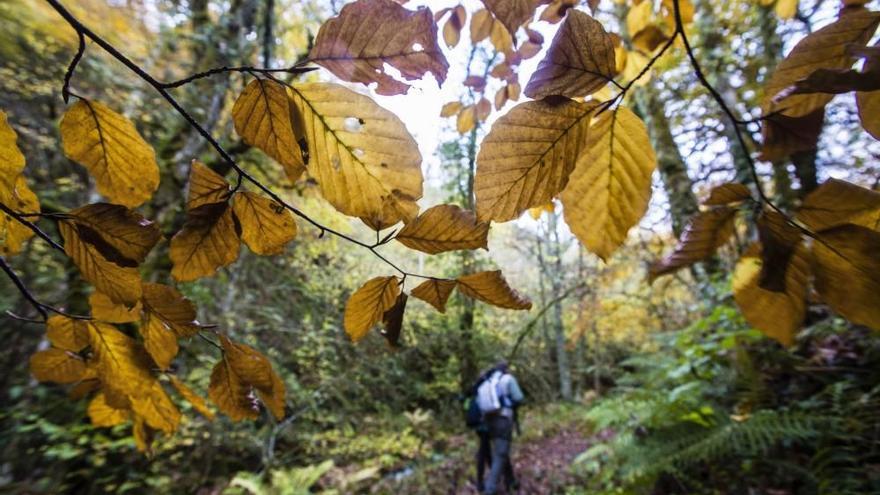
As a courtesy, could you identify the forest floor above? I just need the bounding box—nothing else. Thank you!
[370,404,595,494]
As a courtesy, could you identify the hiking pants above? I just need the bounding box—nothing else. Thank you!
[475,429,491,490]
[484,415,515,494]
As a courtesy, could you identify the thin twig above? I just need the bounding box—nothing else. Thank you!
[160,64,316,89]
[0,257,48,319]
[0,202,64,252]
[62,30,85,103]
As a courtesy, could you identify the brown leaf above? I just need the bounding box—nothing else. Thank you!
[30,348,87,384]
[649,208,737,281]
[344,276,401,341]
[139,313,178,370]
[856,43,880,140]
[142,283,200,337]
[216,336,286,420]
[476,98,599,222]
[796,178,880,232]
[702,183,753,206]
[760,107,825,162]
[88,392,131,427]
[89,291,142,323]
[471,8,494,42]
[169,202,241,282]
[208,359,258,421]
[733,243,810,346]
[812,224,880,330]
[169,375,215,421]
[232,191,297,255]
[410,279,457,313]
[457,270,532,310]
[46,314,89,352]
[539,0,576,24]
[66,203,161,265]
[481,0,537,36]
[59,220,142,306]
[395,204,489,254]
[309,0,449,95]
[130,381,181,434]
[187,161,231,210]
[756,210,803,292]
[232,79,306,182]
[441,101,463,117]
[525,10,616,99]
[381,293,408,347]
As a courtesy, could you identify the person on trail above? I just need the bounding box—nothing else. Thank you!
[474,360,524,495]
[466,367,495,493]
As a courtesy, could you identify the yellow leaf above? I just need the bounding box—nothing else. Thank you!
[0,175,39,256]
[344,276,401,341]
[132,416,153,452]
[812,224,880,330]
[169,375,215,421]
[774,0,798,20]
[457,270,532,310]
[46,314,89,351]
[232,79,306,182]
[631,24,669,53]
[66,203,161,264]
[443,16,461,48]
[142,283,200,337]
[88,321,153,397]
[30,348,87,384]
[410,279,457,313]
[626,0,653,39]
[649,207,737,280]
[257,370,286,421]
[169,202,241,282]
[763,9,880,117]
[733,243,809,346]
[232,191,297,255]
[130,381,181,434]
[288,83,423,226]
[89,291,142,323]
[489,19,514,54]
[529,202,555,220]
[494,87,509,110]
[0,110,25,197]
[59,100,159,207]
[208,358,259,421]
[140,313,178,370]
[481,0,536,35]
[471,9,494,42]
[441,101,463,118]
[560,107,656,261]
[395,204,489,254]
[621,49,652,86]
[309,0,448,96]
[218,336,286,420]
[59,220,142,306]
[187,161,231,210]
[458,106,478,136]
[476,98,599,222]
[797,179,880,232]
[88,392,131,427]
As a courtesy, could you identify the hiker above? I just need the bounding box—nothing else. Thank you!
[474,361,524,495]
[466,367,495,492]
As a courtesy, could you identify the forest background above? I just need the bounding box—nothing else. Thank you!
[1,0,879,493]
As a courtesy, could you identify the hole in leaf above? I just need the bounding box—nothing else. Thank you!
[412,42,424,52]
[353,148,365,158]
[344,117,363,132]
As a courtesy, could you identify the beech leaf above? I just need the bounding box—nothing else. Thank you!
[344,276,401,341]
[649,207,737,281]
[796,178,880,231]
[232,191,297,255]
[410,279,458,313]
[457,270,532,310]
[395,204,489,254]
[169,202,241,282]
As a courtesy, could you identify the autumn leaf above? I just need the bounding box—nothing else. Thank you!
[169,202,241,282]
[169,375,215,421]
[0,175,39,256]
[475,98,598,222]
[88,392,131,427]
[59,220,142,306]
[775,0,798,19]
[187,161,231,210]
[232,78,306,182]
[288,83,423,228]
[733,243,810,346]
[457,270,531,310]
[560,107,656,261]
[232,191,297,255]
[59,99,159,207]
[381,293,408,347]
[441,101,463,117]
[30,348,87,384]
[626,0,653,39]
[210,336,286,420]
[142,283,200,337]
[471,9,494,42]
[395,204,489,254]
[130,381,181,434]
[46,314,89,351]
[649,207,737,281]
[344,276,401,341]
[87,321,154,397]
[481,0,537,36]
[812,224,880,330]
[410,278,457,313]
[0,110,25,197]
[457,105,476,134]
[763,9,880,117]
[796,178,880,231]
[89,291,142,323]
[308,0,449,96]
[759,108,825,162]
[702,183,753,206]
[65,203,161,264]
[524,10,616,99]
[209,359,258,421]
[756,210,803,292]
[140,313,178,370]
[856,43,880,140]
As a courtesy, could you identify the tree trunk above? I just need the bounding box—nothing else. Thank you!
[548,211,572,400]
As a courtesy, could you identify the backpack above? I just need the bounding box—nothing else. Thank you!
[476,371,506,414]
[464,395,482,428]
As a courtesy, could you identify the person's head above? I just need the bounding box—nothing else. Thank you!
[495,360,509,374]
